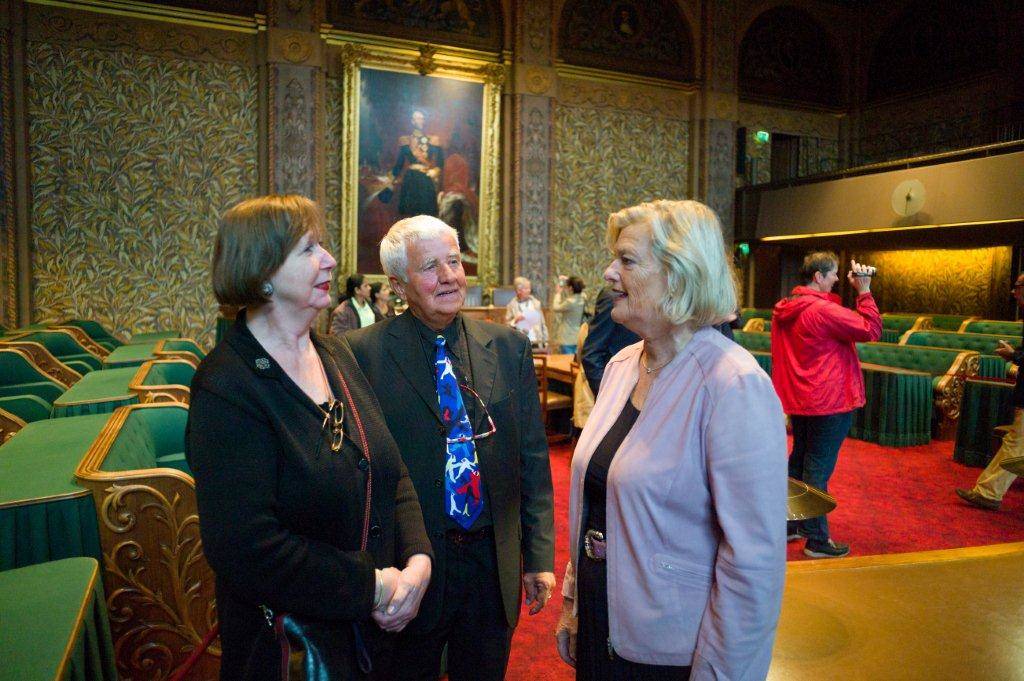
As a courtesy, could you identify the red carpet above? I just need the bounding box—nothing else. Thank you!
[504,436,1024,681]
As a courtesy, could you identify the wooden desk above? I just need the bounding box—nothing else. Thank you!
[769,543,1024,680]
[542,353,574,384]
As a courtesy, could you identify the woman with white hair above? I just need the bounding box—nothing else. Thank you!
[554,200,787,680]
[505,276,548,347]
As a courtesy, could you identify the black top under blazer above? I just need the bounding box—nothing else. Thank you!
[346,312,555,631]
[186,314,432,680]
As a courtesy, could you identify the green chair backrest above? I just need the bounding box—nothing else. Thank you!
[161,339,206,360]
[141,361,195,387]
[901,330,1015,354]
[62,320,123,348]
[0,349,66,401]
[856,342,975,376]
[100,406,188,474]
[881,314,928,333]
[734,330,771,353]
[10,331,102,370]
[739,308,773,325]
[927,315,975,331]
[962,320,1023,336]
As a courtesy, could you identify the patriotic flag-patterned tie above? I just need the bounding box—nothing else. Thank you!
[435,335,484,529]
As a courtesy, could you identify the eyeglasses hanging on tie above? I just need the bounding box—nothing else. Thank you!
[445,383,497,444]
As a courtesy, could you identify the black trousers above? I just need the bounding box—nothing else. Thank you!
[576,553,691,681]
[387,532,512,681]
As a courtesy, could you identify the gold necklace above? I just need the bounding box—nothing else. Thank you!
[640,350,672,375]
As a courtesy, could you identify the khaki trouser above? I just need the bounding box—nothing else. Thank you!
[975,408,1024,501]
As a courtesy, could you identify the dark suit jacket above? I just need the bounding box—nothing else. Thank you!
[582,286,640,395]
[186,314,432,680]
[346,311,555,631]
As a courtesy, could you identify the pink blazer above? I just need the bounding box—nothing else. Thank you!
[562,328,787,678]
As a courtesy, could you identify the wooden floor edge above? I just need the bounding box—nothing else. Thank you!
[787,541,1024,573]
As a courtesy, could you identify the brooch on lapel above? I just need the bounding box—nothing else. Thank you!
[254,357,271,370]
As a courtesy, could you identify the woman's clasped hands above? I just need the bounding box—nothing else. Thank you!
[372,554,432,633]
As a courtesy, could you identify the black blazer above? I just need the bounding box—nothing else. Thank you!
[186,314,432,680]
[346,312,555,631]
[582,286,641,395]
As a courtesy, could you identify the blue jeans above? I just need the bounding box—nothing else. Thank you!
[787,411,853,544]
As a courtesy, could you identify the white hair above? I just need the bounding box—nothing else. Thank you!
[513,276,531,290]
[379,215,460,282]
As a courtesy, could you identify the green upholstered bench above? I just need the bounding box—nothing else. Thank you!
[103,338,205,370]
[51,367,140,418]
[881,314,932,344]
[0,340,84,386]
[128,359,195,406]
[960,320,1023,336]
[900,330,1016,379]
[0,413,112,571]
[3,329,103,373]
[0,396,52,438]
[0,557,117,681]
[734,330,771,353]
[925,315,977,331]
[857,342,979,436]
[128,330,181,343]
[75,404,219,679]
[62,319,124,351]
[0,347,69,401]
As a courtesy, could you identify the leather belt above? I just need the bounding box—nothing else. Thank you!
[445,526,492,545]
[584,529,606,561]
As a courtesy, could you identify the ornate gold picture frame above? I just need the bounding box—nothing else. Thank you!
[331,36,505,288]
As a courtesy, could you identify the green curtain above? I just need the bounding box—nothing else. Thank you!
[850,366,933,446]
[954,379,1016,467]
[0,495,102,571]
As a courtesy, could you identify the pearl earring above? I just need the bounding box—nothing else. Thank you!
[261,282,274,297]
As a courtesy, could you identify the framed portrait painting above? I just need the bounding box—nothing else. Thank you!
[335,40,504,287]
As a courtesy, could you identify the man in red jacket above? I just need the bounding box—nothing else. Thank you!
[771,252,881,558]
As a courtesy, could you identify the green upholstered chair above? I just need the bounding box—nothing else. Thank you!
[899,330,1016,379]
[960,320,1024,336]
[0,340,84,386]
[153,338,205,367]
[128,330,181,343]
[128,359,195,406]
[3,329,103,372]
[0,346,69,402]
[75,404,219,679]
[103,338,205,370]
[62,319,125,351]
[857,342,979,436]
[925,315,977,331]
[51,367,141,418]
[880,314,932,344]
[733,330,772,374]
[0,397,52,439]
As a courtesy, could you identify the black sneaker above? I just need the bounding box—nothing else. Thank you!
[803,539,850,558]
[786,528,808,542]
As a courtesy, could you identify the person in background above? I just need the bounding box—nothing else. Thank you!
[552,275,587,355]
[581,286,640,396]
[187,195,432,680]
[555,199,787,679]
[346,215,555,681]
[771,251,881,558]
[371,280,396,319]
[330,273,377,336]
[505,276,548,348]
[956,270,1024,510]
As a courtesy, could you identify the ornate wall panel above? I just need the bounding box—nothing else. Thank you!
[552,78,691,296]
[557,0,694,81]
[324,75,343,262]
[850,246,1013,319]
[0,28,13,327]
[327,0,503,52]
[515,95,550,297]
[27,41,258,345]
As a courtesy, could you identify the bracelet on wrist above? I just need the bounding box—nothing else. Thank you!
[372,570,384,610]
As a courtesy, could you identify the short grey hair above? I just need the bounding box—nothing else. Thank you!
[607,199,737,328]
[379,215,460,282]
[513,276,531,291]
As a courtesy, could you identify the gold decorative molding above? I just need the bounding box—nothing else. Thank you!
[266,26,321,66]
[704,89,739,121]
[557,72,694,119]
[27,3,258,65]
[0,406,26,443]
[334,37,504,288]
[76,404,219,680]
[0,341,80,386]
[517,65,555,97]
[26,0,261,32]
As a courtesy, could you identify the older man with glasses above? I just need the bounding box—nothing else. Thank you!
[957,271,1024,511]
[345,215,555,681]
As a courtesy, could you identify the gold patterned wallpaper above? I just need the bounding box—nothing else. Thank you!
[551,78,692,300]
[27,41,258,346]
[851,246,1013,319]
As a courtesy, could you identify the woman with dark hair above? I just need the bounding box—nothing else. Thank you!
[331,273,375,336]
[187,195,432,680]
[552,275,587,354]
[370,281,396,319]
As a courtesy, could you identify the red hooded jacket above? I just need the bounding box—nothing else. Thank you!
[770,287,882,416]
